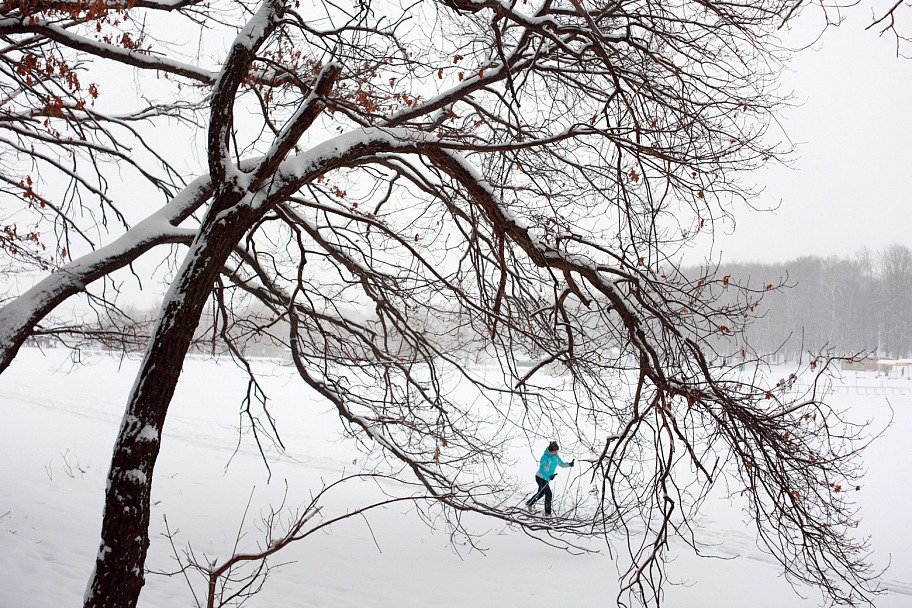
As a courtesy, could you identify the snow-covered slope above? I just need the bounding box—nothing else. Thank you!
[2,348,910,607]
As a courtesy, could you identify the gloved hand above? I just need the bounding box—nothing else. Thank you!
[550,474,557,480]
[570,460,575,467]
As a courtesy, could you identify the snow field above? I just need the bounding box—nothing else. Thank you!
[1,348,910,607]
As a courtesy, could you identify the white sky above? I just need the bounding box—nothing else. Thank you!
[58,3,912,312]
[712,8,912,263]
[106,4,911,272]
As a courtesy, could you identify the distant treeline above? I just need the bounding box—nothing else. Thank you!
[710,244,912,360]
[89,244,912,363]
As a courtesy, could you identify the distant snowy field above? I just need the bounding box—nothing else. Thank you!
[2,347,911,607]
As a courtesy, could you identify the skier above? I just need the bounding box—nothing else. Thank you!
[525,441,574,516]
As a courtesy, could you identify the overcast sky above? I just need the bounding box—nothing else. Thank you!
[91,3,912,311]
[710,8,912,264]
[117,5,909,271]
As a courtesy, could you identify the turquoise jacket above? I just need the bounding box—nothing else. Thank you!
[536,449,570,481]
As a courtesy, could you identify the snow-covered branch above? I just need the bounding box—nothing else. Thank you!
[0,176,211,373]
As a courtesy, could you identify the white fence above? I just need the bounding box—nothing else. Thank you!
[790,383,912,396]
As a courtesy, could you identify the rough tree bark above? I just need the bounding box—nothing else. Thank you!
[84,192,258,606]
[85,0,285,600]
[0,0,887,606]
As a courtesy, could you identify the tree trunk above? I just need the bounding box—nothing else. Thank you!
[84,197,256,608]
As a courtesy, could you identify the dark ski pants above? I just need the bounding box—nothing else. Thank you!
[526,475,552,515]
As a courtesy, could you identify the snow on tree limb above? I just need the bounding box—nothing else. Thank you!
[0,176,212,372]
[0,0,890,606]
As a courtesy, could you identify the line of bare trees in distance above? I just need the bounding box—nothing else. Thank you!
[47,243,912,365]
[706,243,912,361]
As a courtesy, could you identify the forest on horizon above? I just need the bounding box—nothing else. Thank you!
[80,243,912,365]
[713,243,912,361]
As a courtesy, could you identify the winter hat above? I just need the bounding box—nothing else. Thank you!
[548,441,559,452]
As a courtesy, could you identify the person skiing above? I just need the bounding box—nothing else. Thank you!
[525,441,574,516]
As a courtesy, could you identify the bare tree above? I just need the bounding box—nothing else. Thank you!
[0,0,883,607]
[878,243,912,357]
[156,476,443,608]
[698,244,912,361]
[865,0,912,56]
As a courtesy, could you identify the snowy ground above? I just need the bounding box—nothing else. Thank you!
[2,347,911,607]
